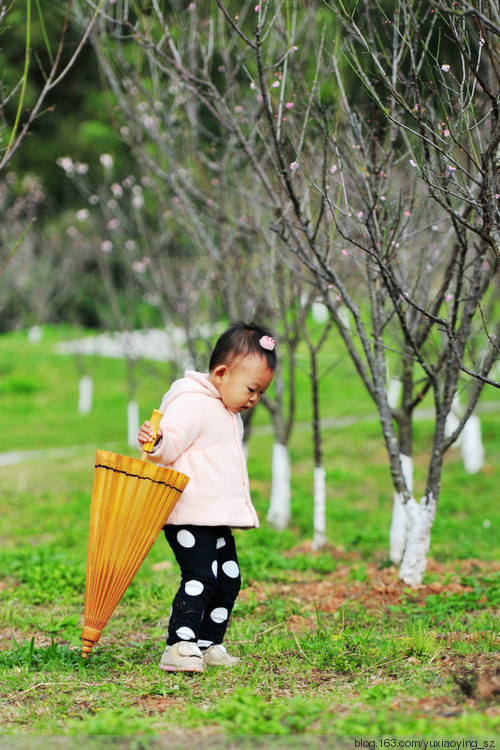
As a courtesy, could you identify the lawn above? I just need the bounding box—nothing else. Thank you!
[0,326,499,744]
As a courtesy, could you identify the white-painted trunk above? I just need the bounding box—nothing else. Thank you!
[311,465,326,551]
[266,442,291,530]
[337,305,350,331]
[127,400,140,448]
[445,394,461,447]
[389,454,413,564]
[461,415,484,474]
[312,301,329,324]
[398,493,437,586]
[78,375,93,414]
[387,378,401,410]
[28,325,42,343]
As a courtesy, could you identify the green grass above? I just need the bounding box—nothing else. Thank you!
[1,325,500,741]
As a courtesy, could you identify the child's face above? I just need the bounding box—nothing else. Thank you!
[209,354,275,414]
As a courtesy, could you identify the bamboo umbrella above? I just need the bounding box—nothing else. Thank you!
[81,410,189,657]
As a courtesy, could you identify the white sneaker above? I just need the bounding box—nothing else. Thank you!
[202,644,240,667]
[159,642,204,672]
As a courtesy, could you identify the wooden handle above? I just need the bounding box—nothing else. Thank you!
[141,409,163,455]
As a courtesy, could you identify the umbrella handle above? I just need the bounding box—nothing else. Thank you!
[141,409,163,458]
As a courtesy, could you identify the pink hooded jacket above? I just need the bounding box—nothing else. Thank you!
[142,370,259,529]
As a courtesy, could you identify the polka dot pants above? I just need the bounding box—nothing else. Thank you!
[163,525,242,648]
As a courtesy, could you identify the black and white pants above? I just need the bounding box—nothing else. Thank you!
[164,525,242,648]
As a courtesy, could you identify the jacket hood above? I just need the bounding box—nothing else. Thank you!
[161,370,221,409]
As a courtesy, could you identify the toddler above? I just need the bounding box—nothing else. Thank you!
[137,321,276,672]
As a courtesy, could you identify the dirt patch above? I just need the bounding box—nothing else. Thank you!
[240,552,500,617]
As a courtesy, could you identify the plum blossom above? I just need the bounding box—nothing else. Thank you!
[100,154,114,170]
[74,162,89,175]
[76,209,89,222]
[290,161,300,171]
[271,80,280,88]
[330,164,338,174]
[410,158,418,168]
[101,240,113,253]
[57,156,74,175]
[441,63,450,72]
[285,102,294,110]
[445,294,453,302]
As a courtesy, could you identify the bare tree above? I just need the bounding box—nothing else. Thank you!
[0,1,103,281]
[72,0,330,530]
[79,0,500,582]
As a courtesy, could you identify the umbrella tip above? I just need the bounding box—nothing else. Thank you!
[81,637,95,658]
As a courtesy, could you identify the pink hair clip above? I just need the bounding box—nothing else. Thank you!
[259,335,276,351]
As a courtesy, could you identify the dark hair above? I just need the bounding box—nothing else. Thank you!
[209,321,277,372]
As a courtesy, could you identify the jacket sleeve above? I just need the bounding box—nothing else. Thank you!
[145,392,202,465]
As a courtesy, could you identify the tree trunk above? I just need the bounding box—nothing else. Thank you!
[398,494,437,586]
[389,453,413,565]
[461,415,484,474]
[266,442,291,530]
[311,465,326,550]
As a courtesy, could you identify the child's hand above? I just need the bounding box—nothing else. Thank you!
[138,420,163,445]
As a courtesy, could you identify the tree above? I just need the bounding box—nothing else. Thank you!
[0,0,106,297]
[80,0,500,584]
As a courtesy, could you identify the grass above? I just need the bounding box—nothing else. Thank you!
[0,325,500,743]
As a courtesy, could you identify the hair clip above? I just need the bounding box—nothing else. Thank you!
[259,335,276,351]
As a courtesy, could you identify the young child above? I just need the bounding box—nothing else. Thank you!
[137,322,276,672]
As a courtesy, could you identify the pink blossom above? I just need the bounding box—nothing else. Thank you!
[285,102,294,110]
[254,4,260,10]
[329,164,338,174]
[290,161,300,171]
[445,294,453,302]
[271,80,280,88]
[410,158,418,168]
[342,249,349,256]
[403,210,411,217]
[357,211,364,219]
[441,63,450,72]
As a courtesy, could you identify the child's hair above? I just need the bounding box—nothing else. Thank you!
[209,321,277,372]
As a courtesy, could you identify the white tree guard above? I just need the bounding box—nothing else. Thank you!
[387,378,401,410]
[461,415,484,474]
[266,442,291,530]
[337,305,350,331]
[311,465,326,550]
[389,454,413,564]
[127,400,140,449]
[78,375,93,414]
[398,493,437,586]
